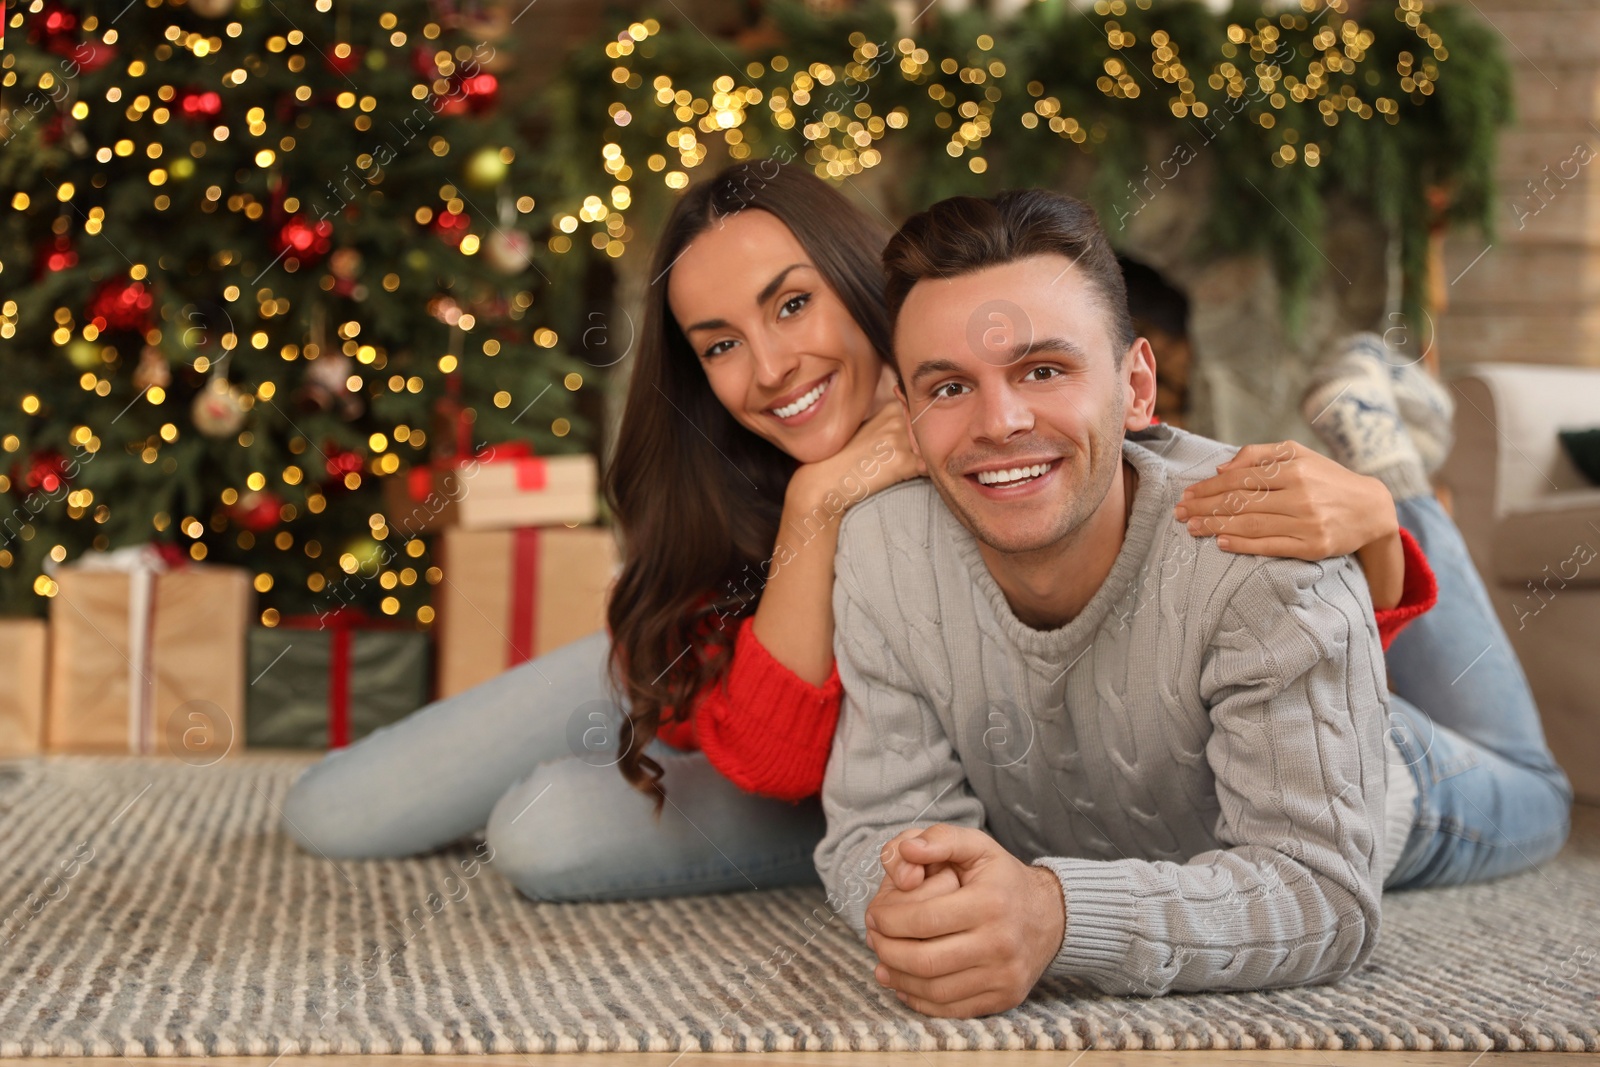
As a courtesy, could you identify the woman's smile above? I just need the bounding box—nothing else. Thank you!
[765,371,837,425]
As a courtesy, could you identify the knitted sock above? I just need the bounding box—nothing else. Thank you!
[1301,334,1431,501]
[1331,332,1455,474]
[1388,359,1455,475]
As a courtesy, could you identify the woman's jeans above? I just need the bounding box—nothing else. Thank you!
[281,493,1573,902]
[279,631,826,902]
[1382,494,1574,889]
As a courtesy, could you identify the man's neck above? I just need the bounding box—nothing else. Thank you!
[977,459,1139,631]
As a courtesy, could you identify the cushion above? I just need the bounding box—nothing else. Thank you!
[1560,427,1600,486]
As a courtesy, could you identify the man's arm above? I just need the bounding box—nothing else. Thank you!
[813,519,986,935]
[1031,557,1390,997]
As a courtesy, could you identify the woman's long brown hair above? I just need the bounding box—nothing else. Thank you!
[604,160,893,810]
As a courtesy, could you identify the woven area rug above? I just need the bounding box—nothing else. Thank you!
[0,754,1596,1056]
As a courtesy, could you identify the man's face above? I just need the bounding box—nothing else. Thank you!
[893,253,1156,555]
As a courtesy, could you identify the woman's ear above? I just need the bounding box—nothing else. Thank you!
[1122,337,1159,430]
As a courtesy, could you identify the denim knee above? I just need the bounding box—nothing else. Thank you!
[483,761,610,902]
[280,759,371,859]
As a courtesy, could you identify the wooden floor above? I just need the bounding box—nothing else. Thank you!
[8,1054,1583,1065]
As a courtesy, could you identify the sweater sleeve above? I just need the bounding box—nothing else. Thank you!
[1032,556,1389,996]
[690,614,845,802]
[814,544,989,934]
[1373,528,1437,650]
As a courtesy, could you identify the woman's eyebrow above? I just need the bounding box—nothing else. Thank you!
[756,263,808,305]
[683,262,809,334]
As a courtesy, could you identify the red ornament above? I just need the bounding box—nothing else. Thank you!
[456,72,499,114]
[276,216,334,264]
[36,235,79,275]
[177,89,223,121]
[87,277,155,333]
[322,445,366,488]
[66,39,118,74]
[431,209,470,247]
[27,2,77,49]
[412,45,443,80]
[24,452,70,496]
[228,489,283,533]
[31,4,117,73]
[326,45,365,76]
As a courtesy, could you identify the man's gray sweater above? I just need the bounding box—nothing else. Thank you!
[815,424,1409,997]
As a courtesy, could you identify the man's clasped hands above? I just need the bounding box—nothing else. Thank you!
[864,825,1069,1018]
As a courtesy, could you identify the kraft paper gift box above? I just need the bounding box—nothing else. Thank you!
[245,610,429,748]
[384,441,598,535]
[435,525,617,698]
[46,548,251,758]
[0,617,48,758]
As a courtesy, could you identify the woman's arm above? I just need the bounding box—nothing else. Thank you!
[1174,441,1405,609]
[684,400,919,799]
[750,400,919,684]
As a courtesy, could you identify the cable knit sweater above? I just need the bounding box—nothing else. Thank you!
[814,424,1404,996]
[659,498,1436,805]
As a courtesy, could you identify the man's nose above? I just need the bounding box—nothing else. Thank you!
[974,383,1035,444]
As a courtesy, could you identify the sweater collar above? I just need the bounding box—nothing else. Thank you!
[943,430,1175,665]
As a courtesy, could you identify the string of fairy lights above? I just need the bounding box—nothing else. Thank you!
[556,0,1456,267]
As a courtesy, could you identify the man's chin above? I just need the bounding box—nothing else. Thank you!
[931,479,1069,555]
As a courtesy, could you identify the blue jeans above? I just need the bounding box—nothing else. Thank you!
[1382,495,1574,889]
[279,631,826,902]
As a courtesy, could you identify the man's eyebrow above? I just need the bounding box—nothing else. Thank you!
[683,262,808,334]
[908,336,1090,385]
[1014,335,1091,363]
[909,358,967,387]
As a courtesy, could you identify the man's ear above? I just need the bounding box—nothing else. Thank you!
[1122,337,1158,431]
[893,381,928,472]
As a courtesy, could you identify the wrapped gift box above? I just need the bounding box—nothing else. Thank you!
[245,610,430,748]
[46,551,251,759]
[436,525,617,697]
[0,617,48,758]
[384,441,598,535]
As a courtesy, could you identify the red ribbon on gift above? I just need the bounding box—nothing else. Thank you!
[404,439,547,502]
[277,606,410,749]
[508,527,540,666]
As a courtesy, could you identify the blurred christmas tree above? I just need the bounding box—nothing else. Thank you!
[0,0,594,625]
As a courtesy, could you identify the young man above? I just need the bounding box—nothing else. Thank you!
[814,189,1409,1016]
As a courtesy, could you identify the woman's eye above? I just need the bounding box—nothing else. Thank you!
[778,293,810,317]
[702,339,737,359]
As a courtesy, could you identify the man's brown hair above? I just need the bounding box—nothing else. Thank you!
[882,189,1136,364]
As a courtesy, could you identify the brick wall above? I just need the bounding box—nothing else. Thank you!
[1438,0,1600,369]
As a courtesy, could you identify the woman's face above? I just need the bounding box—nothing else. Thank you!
[666,209,884,465]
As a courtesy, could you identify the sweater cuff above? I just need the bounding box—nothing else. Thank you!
[1032,856,1142,987]
[692,615,844,800]
[1373,528,1438,650]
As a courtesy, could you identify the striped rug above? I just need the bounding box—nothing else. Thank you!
[0,754,1595,1056]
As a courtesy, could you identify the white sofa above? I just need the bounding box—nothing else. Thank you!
[1439,363,1600,804]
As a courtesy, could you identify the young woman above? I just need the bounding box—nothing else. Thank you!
[281,161,1567,900]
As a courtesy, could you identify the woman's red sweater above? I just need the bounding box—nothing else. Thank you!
[654,528,1439,802]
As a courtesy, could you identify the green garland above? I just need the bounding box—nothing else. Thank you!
[548,0,1511,325]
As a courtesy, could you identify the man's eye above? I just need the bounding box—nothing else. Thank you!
[779,293,811,317]
[1026,366,1062,382]
[931,382,967,400]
